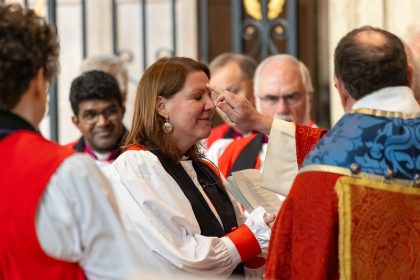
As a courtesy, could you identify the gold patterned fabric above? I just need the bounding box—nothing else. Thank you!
[336,176,420,280]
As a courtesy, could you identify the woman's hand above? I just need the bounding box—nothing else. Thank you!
[263,212,276,229]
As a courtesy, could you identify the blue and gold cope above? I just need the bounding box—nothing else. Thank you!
[302,109,420,183]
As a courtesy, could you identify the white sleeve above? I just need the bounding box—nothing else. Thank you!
[244,206,272,252]
[108,151,242,278]
[219,174,272,253]
[36,153,141,280]
[261,119,298,196]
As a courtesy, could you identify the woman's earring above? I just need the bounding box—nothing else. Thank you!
[162,117,173,133]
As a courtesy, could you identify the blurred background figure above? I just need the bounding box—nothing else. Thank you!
[405,39,420,103]
[65,70,126,167]
[207,54,316,177]
[205,53,257,149]
[80,54,135,127]
[409,32,420,58]
[254,54,315,126]
[81,55,129,103]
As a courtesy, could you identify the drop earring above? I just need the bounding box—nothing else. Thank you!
[162,116,173,133]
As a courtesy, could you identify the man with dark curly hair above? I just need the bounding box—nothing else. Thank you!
[65,70,126,167]
[0,4,140,279]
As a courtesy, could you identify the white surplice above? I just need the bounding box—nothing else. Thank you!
[108,149,271,278]
[36,153,141,280]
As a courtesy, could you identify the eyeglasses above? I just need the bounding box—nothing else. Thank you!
[79,105,121,125]
[258,92,305,106]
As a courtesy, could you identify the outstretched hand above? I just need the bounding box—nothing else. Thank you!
[207,84,273,135]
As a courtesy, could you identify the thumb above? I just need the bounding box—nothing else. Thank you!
[263,212,276,224]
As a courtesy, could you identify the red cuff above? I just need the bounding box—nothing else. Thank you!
[244,256,266,269]
[226,224,261,262]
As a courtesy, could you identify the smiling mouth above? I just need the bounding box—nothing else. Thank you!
[95,130,113,137]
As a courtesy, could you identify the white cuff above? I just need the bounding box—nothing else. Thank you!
[244,206,271,250]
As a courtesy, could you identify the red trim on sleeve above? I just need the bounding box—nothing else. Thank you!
[244,256,266,269]
[125,144,145,151]
[226,224,261,262]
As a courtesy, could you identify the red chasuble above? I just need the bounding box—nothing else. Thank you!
[265,110,419,280]
[265,123,331,279]
[265,171,342,280]
[0,131,85,280]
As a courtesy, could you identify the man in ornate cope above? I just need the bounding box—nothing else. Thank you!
[210,25,420,279]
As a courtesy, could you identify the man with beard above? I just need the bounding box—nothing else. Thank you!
[65,70,126,167]
[207,54,317,177]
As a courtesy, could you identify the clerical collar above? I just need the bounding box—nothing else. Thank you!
[83,143,119,162]
[0,110,38,140]
[352,86,419,114]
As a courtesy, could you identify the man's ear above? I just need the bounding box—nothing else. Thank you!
[121,105,126,116]
[407,64,414,89]
[307,90,314,106]
[71,115,80,126]
[334,76,349,107]
[34,68,46,97]
[156,96,168,118]
[121,91,127,105]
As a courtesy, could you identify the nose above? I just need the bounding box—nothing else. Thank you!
[204,94,216,111]
[96,114,108,126]
[275,98,289,115]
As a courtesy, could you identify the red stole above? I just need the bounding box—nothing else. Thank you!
[206,124,243,148]
[0,131,85,280]
[217,132,264,177]
[265,171,342,280]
